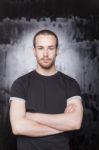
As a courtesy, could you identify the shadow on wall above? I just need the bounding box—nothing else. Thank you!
[0,90,17,150]
[0,90,99,150]
[70,93,99,150]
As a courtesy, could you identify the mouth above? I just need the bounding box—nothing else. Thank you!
[43,59,50,63]
[41,58,51,62]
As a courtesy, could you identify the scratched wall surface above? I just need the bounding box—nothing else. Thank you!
[0,17,99,150]
[0,17,99,93]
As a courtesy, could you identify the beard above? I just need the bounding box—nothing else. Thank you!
[37,57,55,69]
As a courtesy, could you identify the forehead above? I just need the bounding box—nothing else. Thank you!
[35,34,57,46]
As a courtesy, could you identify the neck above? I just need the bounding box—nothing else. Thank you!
[36,65,57,76]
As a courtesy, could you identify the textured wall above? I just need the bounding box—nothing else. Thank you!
[0,17,99,150]
[0,17,99,94]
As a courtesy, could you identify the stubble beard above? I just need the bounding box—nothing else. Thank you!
[37,58,55,69]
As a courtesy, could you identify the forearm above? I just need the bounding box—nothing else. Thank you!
[26,104,83,131]
[12,118,61,137]
[27,113,78,131]
[11,117,62,137]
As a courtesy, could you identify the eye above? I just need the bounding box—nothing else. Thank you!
[37,47,43,50]
[48,47,55,50]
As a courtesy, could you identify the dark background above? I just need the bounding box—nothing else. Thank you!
[0,0,99,19]
[0,0,99,150]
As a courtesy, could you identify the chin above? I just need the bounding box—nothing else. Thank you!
[40,63,54,69]
[41,65,52,69]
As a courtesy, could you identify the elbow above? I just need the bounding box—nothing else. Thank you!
[74,122,82,130]
[74,110,83,130]
[73,119,82,130]
[61,121,82,131]
[10,118,26,135]
[11,121,23,135]
[11,125,20,135]
[12,130,18,135]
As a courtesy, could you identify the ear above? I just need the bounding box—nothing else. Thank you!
[33,48,36,56]
[56,48,59,56]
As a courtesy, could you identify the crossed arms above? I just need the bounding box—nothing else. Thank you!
[10,97,83,137]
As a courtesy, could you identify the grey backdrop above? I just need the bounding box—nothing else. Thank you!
[0,17,99,94]
[0,17,99,150]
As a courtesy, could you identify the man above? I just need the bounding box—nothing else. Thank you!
[10,29,83,150]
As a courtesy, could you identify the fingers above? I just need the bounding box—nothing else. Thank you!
[64,104,76,113]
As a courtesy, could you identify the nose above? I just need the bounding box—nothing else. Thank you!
[43,49,48,57]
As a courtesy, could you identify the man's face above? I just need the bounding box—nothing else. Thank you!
[34,34,58,69]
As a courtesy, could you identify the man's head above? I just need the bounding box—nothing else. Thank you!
[33,30,59,70]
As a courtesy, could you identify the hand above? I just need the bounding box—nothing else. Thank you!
[64,103,76,113]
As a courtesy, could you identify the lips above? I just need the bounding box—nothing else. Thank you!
[43,60,50,63]
[41,58,51,61]
[43,59,49,61]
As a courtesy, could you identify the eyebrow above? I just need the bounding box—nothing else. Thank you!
[48,46,55,47]
[36,45,55,47]
[36,46,43,47]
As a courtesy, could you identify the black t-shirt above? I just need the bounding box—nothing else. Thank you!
[10,70,81,150]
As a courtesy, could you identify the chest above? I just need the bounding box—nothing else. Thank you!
[25,78,67,113]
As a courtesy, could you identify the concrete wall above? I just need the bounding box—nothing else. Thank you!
[0,16,99,150]
[0,17,99,94]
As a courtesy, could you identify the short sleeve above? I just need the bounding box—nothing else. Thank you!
[10,77,26,101]
[66,78,81,100]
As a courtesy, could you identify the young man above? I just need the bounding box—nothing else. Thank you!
[10,30,83,150]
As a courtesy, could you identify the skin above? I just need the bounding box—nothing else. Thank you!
[33,34,58,76]
[26,98,83,131]
[10,34,83,137]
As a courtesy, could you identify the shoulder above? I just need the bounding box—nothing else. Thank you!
[12,71,34,87]
[18,71,34,80]
[10,71,35,98]
[59,71,81,96]
[59,71,79,85]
